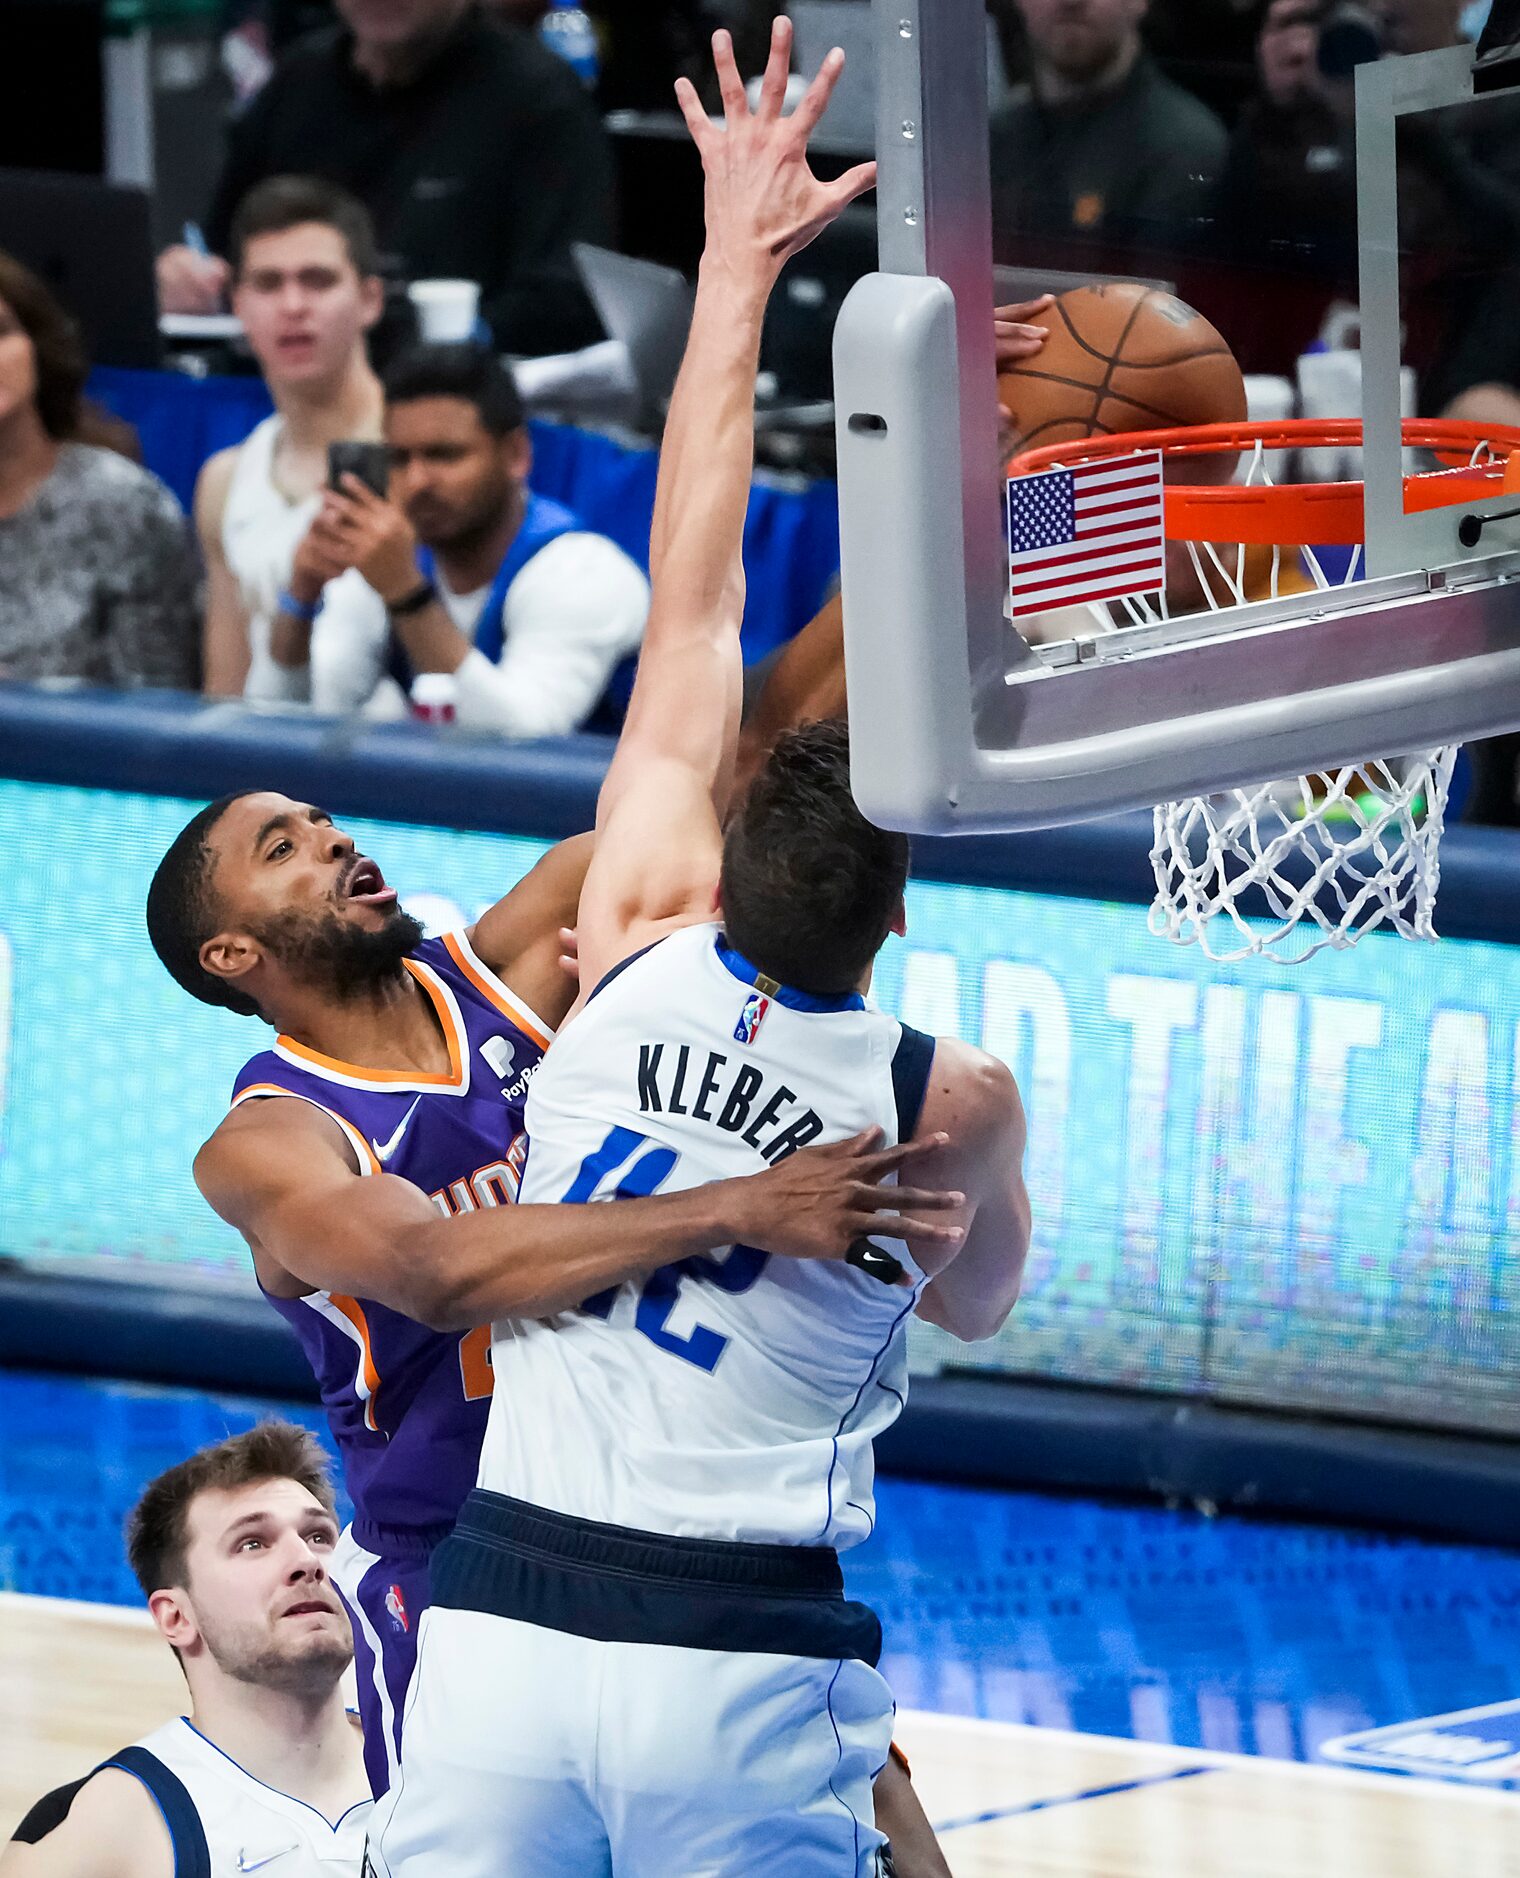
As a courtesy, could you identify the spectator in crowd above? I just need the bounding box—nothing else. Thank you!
[1140,0,1266,124]
[158,0,613,356]
[2,1422,371,1873]
[268,341,649,731]
[197,177,386,699]
[0,252,199,691]
[988,0,1227,264]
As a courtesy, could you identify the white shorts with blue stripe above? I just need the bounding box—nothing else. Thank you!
[366,1492,895,1878]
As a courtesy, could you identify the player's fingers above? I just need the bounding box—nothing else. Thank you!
[854,1212,965,1250]
[756,14,793,119]
[874,1184,967,1214]
[711,30,748,125]
[674,75,713,147]
[792,45,845,137]
[830,1126,888,1160]
[827,162,879,213]
[857,1131,951,1178]
[994,294,1054,325]
[995,328,1048,366]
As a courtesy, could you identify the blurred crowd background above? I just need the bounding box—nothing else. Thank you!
[3,0,1520,813]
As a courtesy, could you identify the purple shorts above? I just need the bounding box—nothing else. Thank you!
[331,1523,442,1797]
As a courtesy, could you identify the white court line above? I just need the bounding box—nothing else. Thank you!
[5,1593,1515,1812]
[897,1708,1520,1810]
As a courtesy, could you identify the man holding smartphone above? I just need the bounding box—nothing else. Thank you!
[196,176,389,701]
[273,342,651,736]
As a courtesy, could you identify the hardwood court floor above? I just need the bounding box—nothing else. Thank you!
[5,1593,1515,1876]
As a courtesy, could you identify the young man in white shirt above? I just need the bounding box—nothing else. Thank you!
[278,343,650,735]
[1,1422,372,1878]
[196,176,386,700]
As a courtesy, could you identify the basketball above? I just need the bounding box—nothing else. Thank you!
[999,281,1247,458]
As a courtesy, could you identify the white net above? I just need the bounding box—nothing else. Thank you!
[1075,435,1468,964]
[1148,752,1457,963]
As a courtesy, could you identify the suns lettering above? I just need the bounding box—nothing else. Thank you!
[430,1148,526,1215]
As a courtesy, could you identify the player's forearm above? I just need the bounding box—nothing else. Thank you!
[646,259,771,619]
[406,1183,747,1330]
[915,1194,1030,1343]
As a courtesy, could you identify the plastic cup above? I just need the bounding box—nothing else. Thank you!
[408,279,481,343]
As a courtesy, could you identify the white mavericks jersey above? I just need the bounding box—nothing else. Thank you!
[480,921,938,1550]
[106,1717,372,1876]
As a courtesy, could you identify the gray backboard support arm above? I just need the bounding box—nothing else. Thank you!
[835,22,1520,834]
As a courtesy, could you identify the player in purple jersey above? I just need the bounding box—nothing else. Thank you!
[143,791,961,1860]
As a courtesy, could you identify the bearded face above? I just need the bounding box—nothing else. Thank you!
[250,900,427,1003]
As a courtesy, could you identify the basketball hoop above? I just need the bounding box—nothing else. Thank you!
[1009,418,1520,962]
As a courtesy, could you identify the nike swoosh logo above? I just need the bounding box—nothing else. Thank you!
[238,1847,298,1873]
[372,1094,424,1165]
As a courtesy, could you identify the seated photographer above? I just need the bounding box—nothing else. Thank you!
[0,251,198,691]
[272,342,649,732]
[198,176,386,699]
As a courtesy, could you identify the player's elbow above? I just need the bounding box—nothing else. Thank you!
[372,1219,475,1333]
[916,1277,1021,1344]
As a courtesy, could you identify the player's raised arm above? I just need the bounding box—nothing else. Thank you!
[195,1100,961,1332]
[570,18,875,1000]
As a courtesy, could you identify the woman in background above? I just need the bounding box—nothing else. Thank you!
[0,250,200,690]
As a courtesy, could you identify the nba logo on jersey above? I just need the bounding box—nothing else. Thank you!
[733,992,771,1045]
[385,1584,410,1633]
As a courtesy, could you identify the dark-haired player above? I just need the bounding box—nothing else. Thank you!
[2,1423,371,1877]
[144,796,957,1806]
[374,20,1031,1877]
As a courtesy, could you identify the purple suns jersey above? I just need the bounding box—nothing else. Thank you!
[230,930,554,1539]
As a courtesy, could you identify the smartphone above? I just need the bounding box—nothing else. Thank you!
[328,440,391,498]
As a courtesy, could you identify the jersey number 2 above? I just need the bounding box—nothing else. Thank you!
[564,1126,767,1374]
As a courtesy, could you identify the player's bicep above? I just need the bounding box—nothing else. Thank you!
[2,1768,173,1878]
[573,759,725,997]
[913,1049,1030,1336]
[466,832,593,1027]
[195,1104,438,1306]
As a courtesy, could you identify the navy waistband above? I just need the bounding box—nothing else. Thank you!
[350,1515,456,1559]
[433,1491,882,1666]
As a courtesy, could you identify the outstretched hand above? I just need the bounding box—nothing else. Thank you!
[721,1128,963,1284]
[675,17,877,281]
[995,294,1054,370]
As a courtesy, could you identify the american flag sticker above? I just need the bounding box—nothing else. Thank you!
[1006,449,1166,619]
[734,992,771,1045]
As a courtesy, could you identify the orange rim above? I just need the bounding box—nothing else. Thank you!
[1008,419,1520,547]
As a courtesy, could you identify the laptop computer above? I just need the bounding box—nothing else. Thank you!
[572,242,694,430]
[0,168,162,369]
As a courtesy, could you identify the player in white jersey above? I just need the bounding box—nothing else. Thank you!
[373,20,1031,1878]
[3,1424,372,1878]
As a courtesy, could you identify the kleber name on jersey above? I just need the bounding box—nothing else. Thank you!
[636,1041,822,1163]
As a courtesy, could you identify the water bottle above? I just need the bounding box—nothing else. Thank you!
[539,0,600,87]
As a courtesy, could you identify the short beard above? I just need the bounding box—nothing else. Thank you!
[252,902,426,1004]
[221,1631,354,1700]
